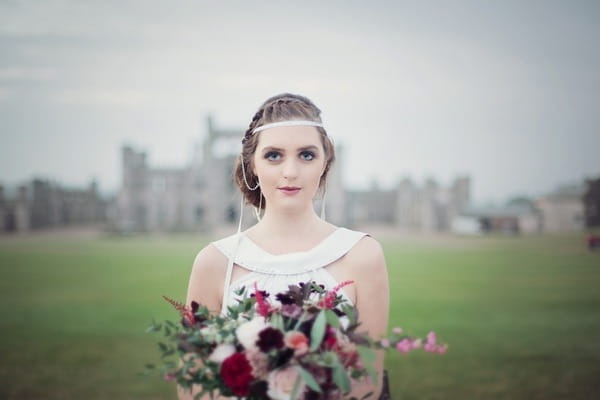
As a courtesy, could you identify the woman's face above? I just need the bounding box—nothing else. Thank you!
[252,126,327,213]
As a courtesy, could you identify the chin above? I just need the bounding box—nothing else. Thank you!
[275,199,311,213]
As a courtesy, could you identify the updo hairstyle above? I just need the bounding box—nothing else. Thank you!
[234,93,335,209]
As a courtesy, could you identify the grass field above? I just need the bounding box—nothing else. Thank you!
[0,229,599,399]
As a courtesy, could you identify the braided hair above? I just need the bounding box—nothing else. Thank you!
[234,93,336,209]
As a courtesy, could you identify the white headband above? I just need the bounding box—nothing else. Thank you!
[252,120,324,134]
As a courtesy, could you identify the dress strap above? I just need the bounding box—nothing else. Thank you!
[220,195,247,316]
[220,232,244,315]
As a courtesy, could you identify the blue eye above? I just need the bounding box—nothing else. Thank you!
[300,151,315,161]
[265,151,281,161]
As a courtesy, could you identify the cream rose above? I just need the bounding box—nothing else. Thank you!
[208,343,236,363]
[267,366,305,400]
[236,317,268,350]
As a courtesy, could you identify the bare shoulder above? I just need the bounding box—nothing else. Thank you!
[186,242,229,313]
[345,235,387,275]
[191,242,228,274]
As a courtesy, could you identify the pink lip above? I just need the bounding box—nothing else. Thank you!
[278,187,301,195]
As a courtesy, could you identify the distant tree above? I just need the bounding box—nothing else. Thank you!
[583,177,600,227]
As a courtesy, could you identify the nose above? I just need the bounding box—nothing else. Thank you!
[282,158,299,180]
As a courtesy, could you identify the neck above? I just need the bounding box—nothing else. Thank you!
[252,203,325,238]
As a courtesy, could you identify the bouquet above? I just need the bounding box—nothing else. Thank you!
[146,281,447,399]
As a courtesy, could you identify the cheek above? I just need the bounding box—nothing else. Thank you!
[254,162,276,184]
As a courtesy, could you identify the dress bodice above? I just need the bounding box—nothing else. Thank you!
[211,227,369,315]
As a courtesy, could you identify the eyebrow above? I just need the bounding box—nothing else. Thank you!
[260,145,320,154]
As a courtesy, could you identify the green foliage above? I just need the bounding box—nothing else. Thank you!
[309,310,327,351]
[298,365,322,393]
[1,232,599,399]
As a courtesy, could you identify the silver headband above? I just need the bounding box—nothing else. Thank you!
[252,120,324,134]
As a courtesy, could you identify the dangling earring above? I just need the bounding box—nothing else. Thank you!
[320,184,327,220]
[254,190,263,221]
[241,154,259,191]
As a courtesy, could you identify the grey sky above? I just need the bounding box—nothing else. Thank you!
[1,0,599,203]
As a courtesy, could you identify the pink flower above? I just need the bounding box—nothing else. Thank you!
[426,331,437,344]
[253,282,271,317]
[163,372,176,382]
[284,331,309,356]
[380,339,391,348]
[424,331,439,352]
[246,348,270,379]
[267,366,305,400]
[411,338,422,349]
[318,280,354,309]
[396,338,412,353]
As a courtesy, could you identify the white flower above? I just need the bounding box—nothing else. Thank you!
[199,325,217,341]
[208,343,236,363]
[236,317,268,350]
[267,366,305,400]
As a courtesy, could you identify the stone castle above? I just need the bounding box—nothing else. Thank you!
[0,178,105,232]
[3,114,586,236]
[111,115,470,233]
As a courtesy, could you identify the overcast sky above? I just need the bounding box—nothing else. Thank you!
[1,0,599,204]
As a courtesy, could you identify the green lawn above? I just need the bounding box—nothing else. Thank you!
[0,231,598,399]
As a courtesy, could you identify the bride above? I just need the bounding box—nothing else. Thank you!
[178,93,390,399]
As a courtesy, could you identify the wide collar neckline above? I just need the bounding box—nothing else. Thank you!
[241,227,343,258]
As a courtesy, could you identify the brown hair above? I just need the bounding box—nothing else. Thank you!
[234,93,336,209]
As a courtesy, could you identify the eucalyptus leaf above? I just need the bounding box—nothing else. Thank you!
[357,346,376,364]
[290,373,302,400]
[165,320,177,328]
[298,366,322,393]
[332,361,351,392]
[293,314,308,331]
[271,313,284,330]
[357,346,378,383]
[325,309,340,328]
[310,310,327,351]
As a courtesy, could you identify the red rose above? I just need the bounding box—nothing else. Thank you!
[220,352,254,397]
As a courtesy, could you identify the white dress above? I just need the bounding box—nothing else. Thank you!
[211,226,391,400]
[211,227,370,315]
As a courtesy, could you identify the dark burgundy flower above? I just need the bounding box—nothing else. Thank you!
[272,348,294,369]
[332,307,346,317]
[256,327,284,352]
[190,301,207,323]
[275,292,297,305]
[281,304,302,318]
[220,352,254,397]
[247,380,269,398]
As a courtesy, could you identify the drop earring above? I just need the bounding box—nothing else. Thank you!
[241,154,259,191]
[320,185,327,220]
[254,190,263,221]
